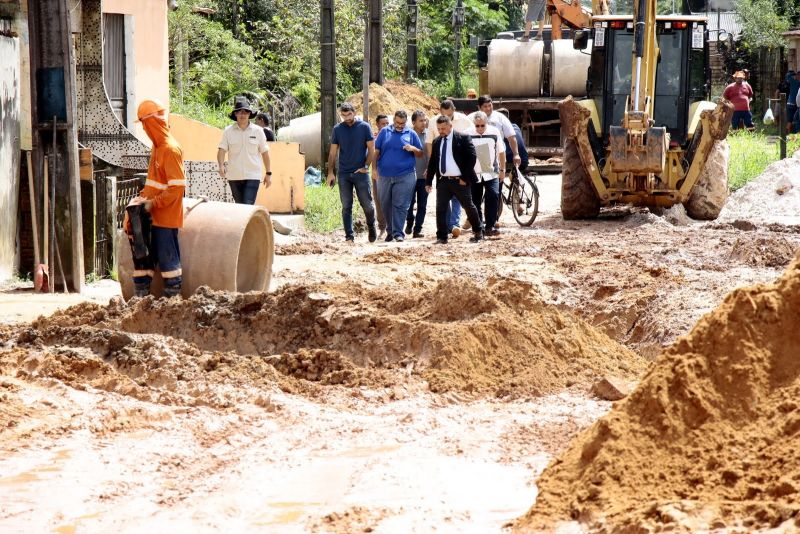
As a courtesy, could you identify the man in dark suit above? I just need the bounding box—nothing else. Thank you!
[425,115,485,243]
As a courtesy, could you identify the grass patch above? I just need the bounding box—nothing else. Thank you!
[726,130,780,191]
[304,184,365,234]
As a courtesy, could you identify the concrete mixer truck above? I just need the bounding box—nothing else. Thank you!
[558,0,733,219]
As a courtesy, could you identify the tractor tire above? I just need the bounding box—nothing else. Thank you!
[684,140,730,221]
[561,138,600,220]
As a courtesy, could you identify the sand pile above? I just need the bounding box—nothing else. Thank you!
[12,279,645,399]
[346,81,440,121]
[719,153,800,226]
[518,253,800,532]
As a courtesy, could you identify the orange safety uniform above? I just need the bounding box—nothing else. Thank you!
[139,117,186,228]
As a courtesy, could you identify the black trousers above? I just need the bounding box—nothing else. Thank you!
[435,178,483,240]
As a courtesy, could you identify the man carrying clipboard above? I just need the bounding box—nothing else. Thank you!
[464,111,506,237]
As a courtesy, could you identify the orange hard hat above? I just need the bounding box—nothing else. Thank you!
[137,99,166,121]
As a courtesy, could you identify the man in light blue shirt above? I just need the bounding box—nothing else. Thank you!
[374,110,424,242]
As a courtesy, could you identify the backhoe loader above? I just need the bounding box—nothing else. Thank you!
[558,0,734,219]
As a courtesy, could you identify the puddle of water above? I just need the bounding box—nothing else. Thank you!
[52,513,102,534]
[0,471,40,485]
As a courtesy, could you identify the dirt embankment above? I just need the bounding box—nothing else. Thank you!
[518,253,800,532]
[0,278,646,408]
[346,80,440,121]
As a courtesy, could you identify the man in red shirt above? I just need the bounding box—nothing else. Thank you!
[723,71,755,131]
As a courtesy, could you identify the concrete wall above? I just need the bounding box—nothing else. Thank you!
[0,25,21,282]
[171,113,305,213]
[102,0,168,143]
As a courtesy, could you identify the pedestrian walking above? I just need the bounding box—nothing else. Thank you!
[125,99,186,298]
[465,111,505,237]
[496,108,529,172]
[374,110,424,242]
[425,115,484,244]
[217,97,272,204]
[469,95,522,168]
[372,114,390,236]
[326,102,378,243]
[255,112,276,142]
[723,71,755,131]
[426,100,472,238]
[405,110,430,238]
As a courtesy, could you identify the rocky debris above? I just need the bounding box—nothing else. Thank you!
[590,376,632,401]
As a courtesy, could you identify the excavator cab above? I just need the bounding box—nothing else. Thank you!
[586,16,710,146]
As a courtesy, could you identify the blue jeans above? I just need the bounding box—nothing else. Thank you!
[229,180,260,204]
[406,178,429,233]
[471,178,500,229]
[731,110,753,130]
[445,198,461,230]
[339,171,376,239]
[378,171,417,238]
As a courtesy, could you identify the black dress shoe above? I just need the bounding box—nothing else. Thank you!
[405,221,413,235]
[487,228,500,237]
[469,232,485,243]
[385,234,394,242]
[413,232,424,238]
[435,238,448,245]
[368,224,377,243]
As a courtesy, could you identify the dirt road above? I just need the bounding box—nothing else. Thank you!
[1,174,798,532]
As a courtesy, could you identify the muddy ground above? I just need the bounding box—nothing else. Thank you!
[1,175,798,533]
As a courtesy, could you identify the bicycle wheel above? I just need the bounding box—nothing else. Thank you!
[511,174,540,226]
[497,180,507,219]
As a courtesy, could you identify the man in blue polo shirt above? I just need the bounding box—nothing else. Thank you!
[374,110,423,242]
[327,102,378,242]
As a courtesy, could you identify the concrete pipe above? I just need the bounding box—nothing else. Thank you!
[487,39,544,97]
[118,199,274,300]
[549,39,592,97]
[277,112,323,167]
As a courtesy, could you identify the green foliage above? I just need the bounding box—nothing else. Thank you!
[169,3,262,108]
[417,0,508,93]
[735,0,789,49]
[727,130,779,190]
[304,184,364,234]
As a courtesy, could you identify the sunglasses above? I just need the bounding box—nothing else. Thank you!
[475,124,487,128]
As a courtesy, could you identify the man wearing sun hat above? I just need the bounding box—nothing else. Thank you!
[217,96,272,204]
[723,70,755,131]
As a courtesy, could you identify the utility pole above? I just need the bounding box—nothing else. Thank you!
[321,0,336,171]
[452,0,465,96]
[406,0,418,81]
[362,4,370,122]
[368,0,383,84]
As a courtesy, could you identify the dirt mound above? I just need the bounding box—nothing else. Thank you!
[719,154,800,226]
[729,235,797,267]
[346,81,440,120]
[16,280,645,399]
[518,253,800,532]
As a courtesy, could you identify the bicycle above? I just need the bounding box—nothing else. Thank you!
[498,166,540,226]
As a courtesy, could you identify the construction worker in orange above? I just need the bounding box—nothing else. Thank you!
[125,99,186,298]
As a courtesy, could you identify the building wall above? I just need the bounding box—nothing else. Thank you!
[102,0,168,144]
[171,114,305,213]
